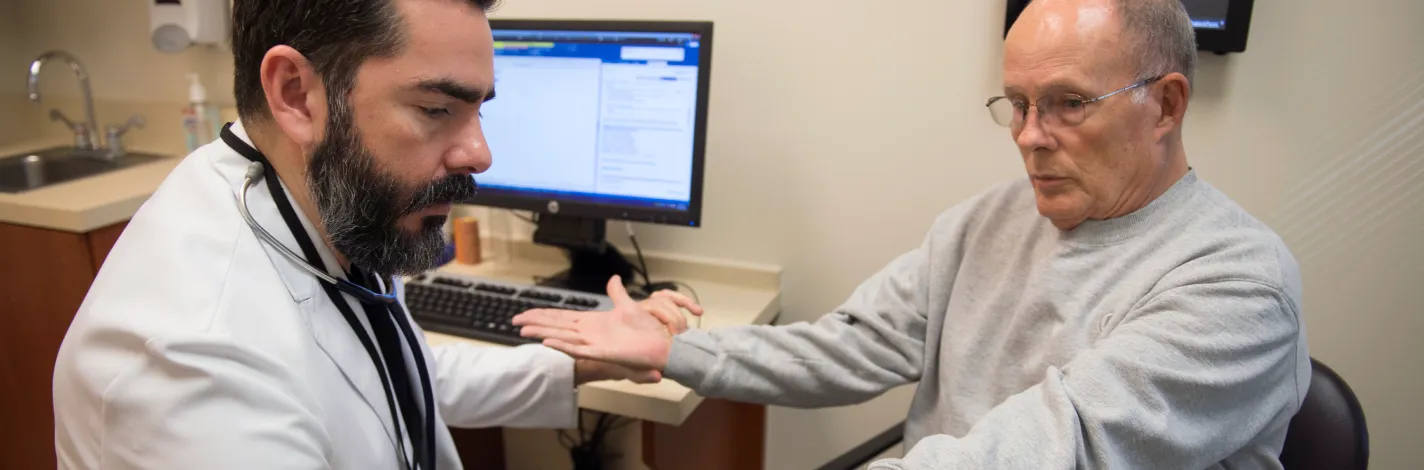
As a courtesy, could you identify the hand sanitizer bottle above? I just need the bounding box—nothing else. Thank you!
[182,73,220,151]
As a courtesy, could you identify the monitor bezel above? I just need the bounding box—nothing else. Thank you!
[1194,0,1255,54]
[472,19,713,228]
[1003,0,1255,54]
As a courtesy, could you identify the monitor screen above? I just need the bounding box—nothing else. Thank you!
[473,21,710,226]
[1183,0,1229,30]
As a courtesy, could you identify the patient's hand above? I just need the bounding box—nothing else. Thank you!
[514,275,703,371]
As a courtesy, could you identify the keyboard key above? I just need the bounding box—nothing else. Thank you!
[517,290,563,303]
[432,277,473,288]
[475,283,510,294]
[412,311,470,327]
[564,296,599,308]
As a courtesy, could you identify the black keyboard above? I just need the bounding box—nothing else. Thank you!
[404,274,611,346]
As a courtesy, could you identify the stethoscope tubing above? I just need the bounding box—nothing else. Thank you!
[238,161,399,305]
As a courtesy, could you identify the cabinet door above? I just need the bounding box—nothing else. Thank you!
[0,222,99,470]
[87,221,129,271]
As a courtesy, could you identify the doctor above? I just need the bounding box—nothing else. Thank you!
[52,0,690,468]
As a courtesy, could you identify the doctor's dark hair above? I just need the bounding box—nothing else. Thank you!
[231,0,499,121]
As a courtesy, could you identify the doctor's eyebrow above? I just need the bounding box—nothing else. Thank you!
[412,79,495,104]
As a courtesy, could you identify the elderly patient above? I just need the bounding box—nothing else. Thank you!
[515,0,1309,467]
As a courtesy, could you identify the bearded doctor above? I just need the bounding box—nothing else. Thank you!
[51,0,695,468]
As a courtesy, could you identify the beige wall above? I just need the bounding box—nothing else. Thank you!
[10,0,232,104]
[6,0,1423,468]
[0,0,37,144]
[0,0,22,94]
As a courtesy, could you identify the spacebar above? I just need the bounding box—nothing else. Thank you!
[410,311,470,327]
[416,321,539,347]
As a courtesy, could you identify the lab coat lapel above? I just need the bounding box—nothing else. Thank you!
[307,294,404,453]
[220,121,403,453]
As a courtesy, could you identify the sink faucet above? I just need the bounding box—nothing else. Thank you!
[28,51,145,159]
[29,51,102,150]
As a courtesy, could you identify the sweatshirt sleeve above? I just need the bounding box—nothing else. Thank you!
[662,229,936,407]
[871,279,1305,469]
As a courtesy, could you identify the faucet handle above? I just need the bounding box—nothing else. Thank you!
[107,115,146,135]
[105,115,147,159]
[50,108,80,130]
[51,109,96,149]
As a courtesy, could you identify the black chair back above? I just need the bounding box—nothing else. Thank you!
[1280,358,1370,470]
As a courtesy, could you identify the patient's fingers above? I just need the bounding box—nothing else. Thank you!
[642,298,688,333]
[651,290,704,316]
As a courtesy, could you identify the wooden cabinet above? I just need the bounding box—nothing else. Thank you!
[643,399,767,470]
[0,221,127,470]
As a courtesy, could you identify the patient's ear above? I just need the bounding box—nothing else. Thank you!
[1154,72,1190,140]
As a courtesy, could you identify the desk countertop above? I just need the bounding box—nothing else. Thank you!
[423,242,782,426]
[0,140,181,233]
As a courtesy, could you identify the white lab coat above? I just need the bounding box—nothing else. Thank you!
[52,121,577,469]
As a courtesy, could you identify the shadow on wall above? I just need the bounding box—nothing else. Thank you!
[1270,66,1424,266]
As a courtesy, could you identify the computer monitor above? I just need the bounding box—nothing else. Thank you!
[471,19,713,293]
[1004,0,1256,54]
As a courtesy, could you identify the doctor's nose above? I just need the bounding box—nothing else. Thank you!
[445,121,493,176]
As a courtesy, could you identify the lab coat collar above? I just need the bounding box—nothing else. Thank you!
[222,121,404,453]
[224,121,351,301]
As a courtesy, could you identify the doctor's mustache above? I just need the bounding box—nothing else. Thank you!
[403,175,480,214]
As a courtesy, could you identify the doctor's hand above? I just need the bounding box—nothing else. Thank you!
[513,275,703,372]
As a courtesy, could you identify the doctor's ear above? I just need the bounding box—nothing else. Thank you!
[259,45,328,149]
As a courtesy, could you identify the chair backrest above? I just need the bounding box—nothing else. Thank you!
[1279,358,1370,470]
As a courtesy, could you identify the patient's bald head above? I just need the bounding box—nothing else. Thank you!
[1002,0,1197,230]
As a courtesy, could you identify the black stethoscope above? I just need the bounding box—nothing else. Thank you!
[220,123,437,470]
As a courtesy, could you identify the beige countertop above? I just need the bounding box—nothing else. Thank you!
[0,139,182,233]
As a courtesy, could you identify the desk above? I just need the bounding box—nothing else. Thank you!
[423,240,782,469]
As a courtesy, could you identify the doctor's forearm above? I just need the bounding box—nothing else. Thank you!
[432,343,577,428]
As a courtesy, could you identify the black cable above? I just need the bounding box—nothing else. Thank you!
[593,412,610,444]
[580,410,590,443]
[565,410,627,469]
[606,415,633,434]
[627,228,653,289]
[511,211,537,224]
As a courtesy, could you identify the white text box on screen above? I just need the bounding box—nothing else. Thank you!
[619,46,686,62]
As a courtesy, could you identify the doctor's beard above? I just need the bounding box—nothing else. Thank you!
[307,104,479,276]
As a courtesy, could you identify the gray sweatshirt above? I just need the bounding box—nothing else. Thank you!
[664,171,1309,469]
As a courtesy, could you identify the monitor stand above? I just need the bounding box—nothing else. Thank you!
[532,214,638,297]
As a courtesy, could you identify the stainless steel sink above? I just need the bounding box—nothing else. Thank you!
[0,147,166,193]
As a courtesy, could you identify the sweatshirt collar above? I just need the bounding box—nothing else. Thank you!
[1059,170,1199,246]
